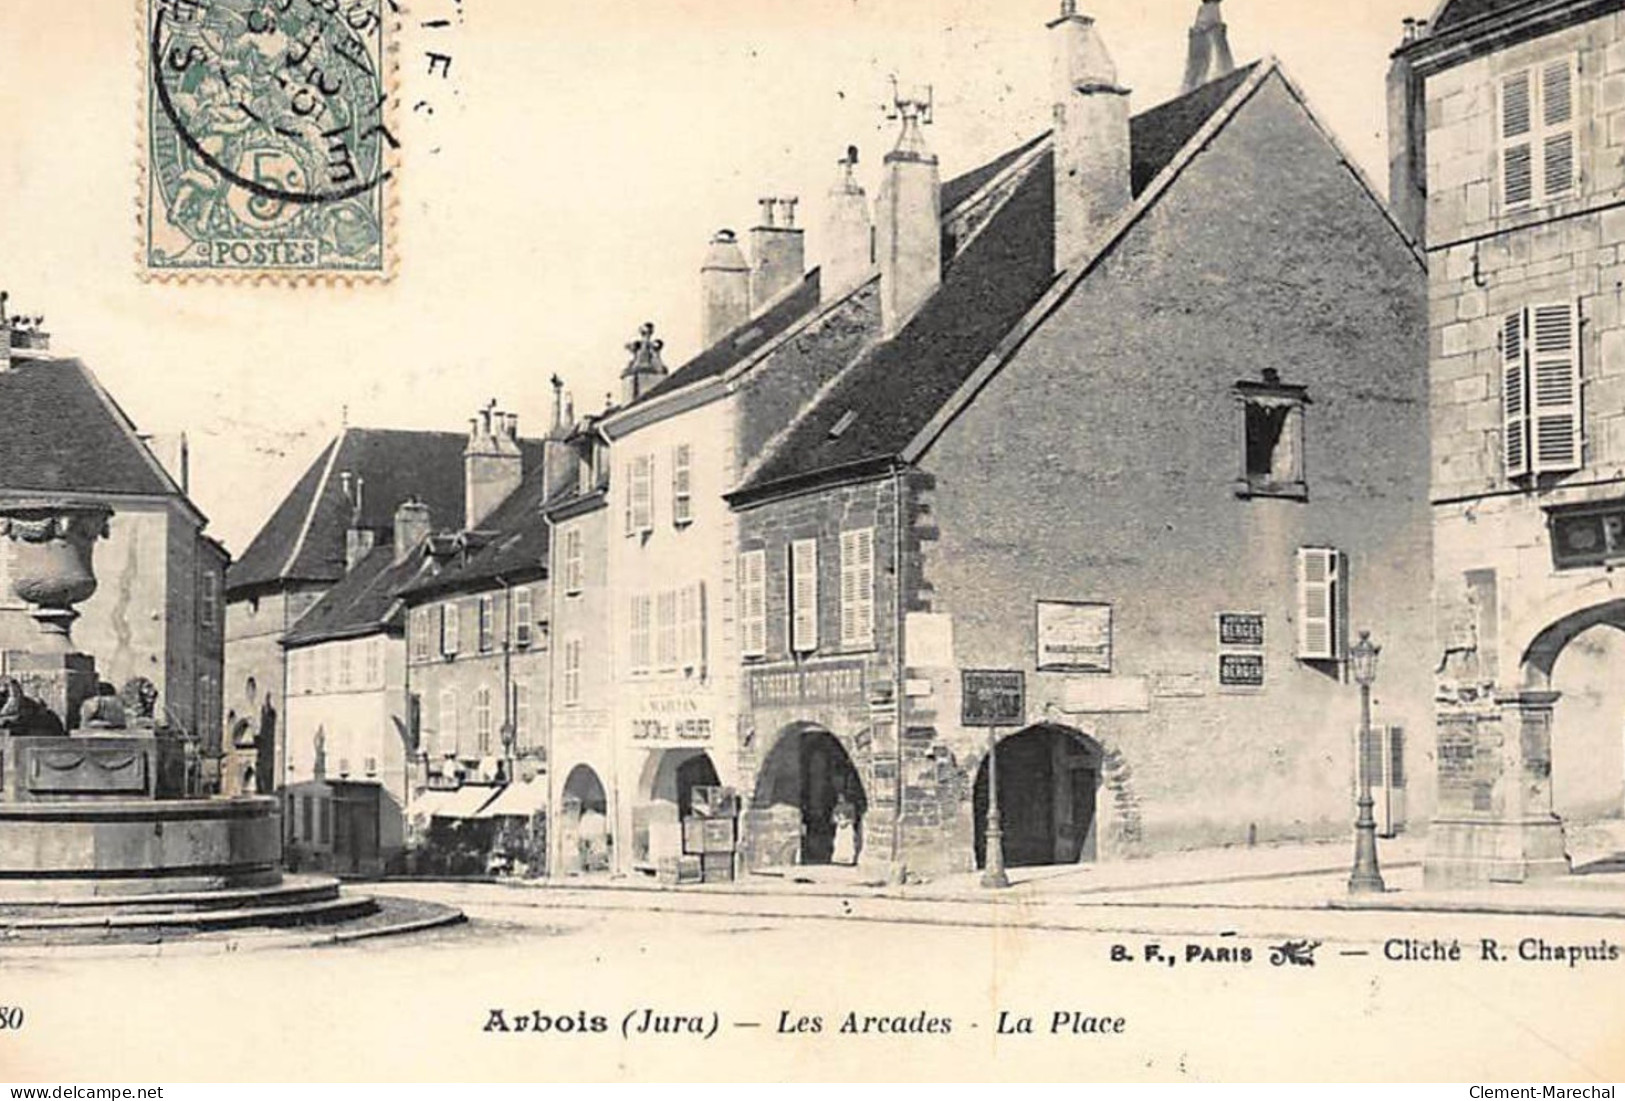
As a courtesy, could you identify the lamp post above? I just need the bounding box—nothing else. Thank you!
[1348,630,1386,895]
[981,727,1010,889]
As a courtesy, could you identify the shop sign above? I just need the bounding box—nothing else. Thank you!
[747,660,869,710]
[1036,601,1112,672]
[1548,502,1625,570]
[961,669,1025,727]
[627,693,714,746]
[1217,613,1264,648]
[1219,653,1265,687]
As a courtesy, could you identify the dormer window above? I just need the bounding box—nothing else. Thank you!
[1234,371,1308,500]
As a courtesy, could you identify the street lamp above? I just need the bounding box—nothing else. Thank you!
[1348,629,1386,894]
[981,728,1010,889]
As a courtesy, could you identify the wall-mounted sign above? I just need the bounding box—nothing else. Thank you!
[961,669,1025,727]
[627,693,714,746]
[1218,613,1265,648]
[747,660,869,710]
[1036,601,1112,673]
[1219,653,1265,688]
[1548,502,1625,570]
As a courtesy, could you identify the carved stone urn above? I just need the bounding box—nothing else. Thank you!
[0,501,112,653]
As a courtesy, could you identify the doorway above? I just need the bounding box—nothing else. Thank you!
[973,724,1099,869]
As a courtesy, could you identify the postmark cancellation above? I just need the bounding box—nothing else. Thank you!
[141,0,398,280]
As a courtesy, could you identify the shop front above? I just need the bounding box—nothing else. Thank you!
[623,688,737,883]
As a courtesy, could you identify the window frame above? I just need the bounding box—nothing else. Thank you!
[672,443,694,527]
[1233,376,1309,501]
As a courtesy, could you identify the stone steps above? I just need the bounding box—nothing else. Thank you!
[0,874,381,934]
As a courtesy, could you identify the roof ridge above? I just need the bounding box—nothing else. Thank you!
[899,58,1278,467]
[280,431,346,583]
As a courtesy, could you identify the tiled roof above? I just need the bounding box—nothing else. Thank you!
[227,427,545,597]
[1429,0,1524,31]
[735,67,1259,499]
[940,132,1050,213]
[280,542,429,646]
[397,469,552,600]
[632,270,824,406]
[0,357,186,501]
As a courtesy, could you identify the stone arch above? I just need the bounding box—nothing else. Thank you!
[560,763,611,874]
[1519,596,1625,690]
[971,722,1107,869]
[746,722,867,867]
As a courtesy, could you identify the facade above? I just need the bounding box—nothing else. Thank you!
[727,4,1434,879]
[1393,0,1625,885]
[543,417,616,877]
[0,316,226,781]
[224,425,542,798]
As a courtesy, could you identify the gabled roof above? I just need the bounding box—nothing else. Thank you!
[633,270,824,406]
[733,64,1261,500]
[280,542,430,647]
[1429,0,1525,32]
[0,356,197,510]
[227,427,545,597]
[397,468,552,601]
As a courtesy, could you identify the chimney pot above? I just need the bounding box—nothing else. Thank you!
[877,83,941,337]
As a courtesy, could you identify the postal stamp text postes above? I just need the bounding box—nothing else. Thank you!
[143,0,397,279]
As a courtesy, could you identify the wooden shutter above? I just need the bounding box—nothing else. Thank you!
[565,528,583,592]
[790,538,819,653]
[630,593,652,673]
[1297,547,1345,661]
[1503,310,1530,478]
[678,582,705,673]
[1530,302,1581,473]
[1542,59,1576,200]
[632,455,654,532]
[672,444,693,525]
[1501,69,1534,208]
[657,589,678,668]
[840,528,875,647]
[441,602,459,655]
[740,550,766,658]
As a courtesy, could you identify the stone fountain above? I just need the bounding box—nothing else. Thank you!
[0,498,282,901]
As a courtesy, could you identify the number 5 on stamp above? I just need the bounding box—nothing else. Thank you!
[141,0,398,280]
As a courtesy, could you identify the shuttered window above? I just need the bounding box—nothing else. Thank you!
[563,528,584,594]
[513,586,533,647]
[474,685,493,754]
[562,636,582,705]
[440,601,460,656]
[679,582,706,674]
[672,444,693,526]
[513,682,530,743]
[1501,58,1576,210]
[439,687,458,757]
[629,593,653,674]
[1297,547,1348,662]
[630,454,654,533]
[740,549,767,659]
[839,527,876,649]
[656,589,679,669]
[478,594,496,652]
[1502,304,1582,478]
[790,538,820,654]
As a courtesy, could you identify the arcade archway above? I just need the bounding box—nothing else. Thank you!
[632,748,721,867]
[973,723,1100,869]
[748,725,866,866]
[560,763,611,874]
[1528,606,1625,827]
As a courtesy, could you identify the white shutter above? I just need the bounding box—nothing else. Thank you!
[564,528,583,593]
[630,594,652,673]
[657,589,678,668]
[1502,310,1530,478]
[740,550,766,659]
[441,602,459,655]
[623,463,634,536]
[513,586,533,646]
[1297,547,1344,661]
[678,582,706,673]
[790,538,820,654]
[840,528,875,648]
[1501,70,1534,208]
[672,444,693,525]
[1530,302,1581,473]
[563,638,581,705]
[631,454,654,533]
[1542,59,1576,200]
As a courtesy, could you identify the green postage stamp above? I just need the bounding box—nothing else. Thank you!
[142,0,397,279]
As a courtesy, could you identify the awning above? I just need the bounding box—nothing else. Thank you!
[409,784,501,821]
[474,779,549,820]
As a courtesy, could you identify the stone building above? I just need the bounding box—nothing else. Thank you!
[224,425,543,799]
[1392,0,1625,885]
[0,310,226,782]
[398,397,575,865]
[725,2,1433,879]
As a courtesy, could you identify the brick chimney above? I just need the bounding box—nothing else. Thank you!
[464,400,523,528]
[750,197,806,310]
[701,229,751,347]
[1050,1,1131,272]
[620,322,668,405]
[876,86,940,339]
[821,146,874,298]
[393,497,432,564]
[1179,0,1235,95]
